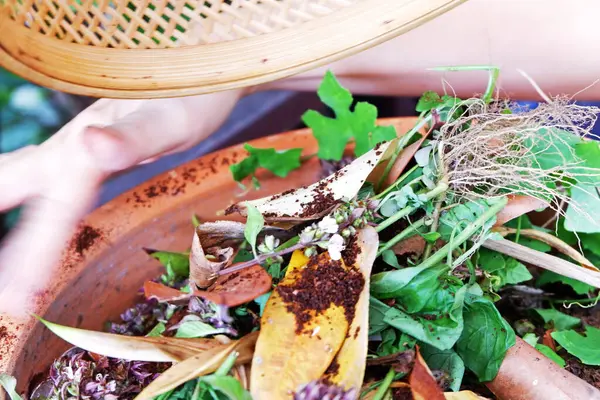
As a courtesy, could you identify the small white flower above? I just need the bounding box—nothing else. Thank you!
[300,226,316,245]
[327,234,346,261]
[318,215,339,234]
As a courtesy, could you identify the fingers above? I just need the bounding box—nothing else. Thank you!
[0,145,42,211]
[0,156,102,316]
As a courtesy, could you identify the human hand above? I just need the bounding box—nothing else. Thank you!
[0,91,243,316]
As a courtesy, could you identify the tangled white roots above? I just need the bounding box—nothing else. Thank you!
[437,97,600,220]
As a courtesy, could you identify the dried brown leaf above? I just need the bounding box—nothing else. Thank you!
[134,332,258,400]
[229,144,391,222]
[494,195,549,227]
[409,346,445,400]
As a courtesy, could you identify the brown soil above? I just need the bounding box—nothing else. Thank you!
[276,254,364,334]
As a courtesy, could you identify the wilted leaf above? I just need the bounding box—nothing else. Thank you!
[251,250,352,399]
[189,227,234,289]
[383,131,431,188]
[409,347,445,400]
[135,332,258,400]
[145,265,272,307]
[230,143,390,222]
[201,265,272,307]
[324,227,379,390]
[38,317,220,362]
[494,195,548,227]
[0,374,23,400]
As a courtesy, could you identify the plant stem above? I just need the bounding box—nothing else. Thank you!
[423,199,443,259]
[377,218,427,257]
[219,243,305,276]
[376,115,433,191]
[215,351,238,376]
[416,197,508,270]
[372,368,395,400]
[375,182,448,233]
[374,164,420,200]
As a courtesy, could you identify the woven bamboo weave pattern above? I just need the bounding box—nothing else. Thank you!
[5,0,355,49]
[0,0,467,98]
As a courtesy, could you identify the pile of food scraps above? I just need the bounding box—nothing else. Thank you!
[3,68,600,400]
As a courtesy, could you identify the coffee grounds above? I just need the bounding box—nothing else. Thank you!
[341,234,361,266]
[277,254,364,334]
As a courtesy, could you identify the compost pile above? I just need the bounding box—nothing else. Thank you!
[8,69,600,400]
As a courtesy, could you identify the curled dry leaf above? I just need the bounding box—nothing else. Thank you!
[542,329,557,352]
[228,143,391,222]
[487,337,600,400]
[323,227,379,391]
[189,228,235,288]
[37,317,220,362]
[134,332,259,400]
[383,129,431,189]
[197,221,288,249]
[409,346,445,400]
[494,195,549,227]
[145,264,272,307]
[251,251,349,399]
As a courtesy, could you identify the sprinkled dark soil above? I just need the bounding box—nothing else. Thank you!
[276,254,364,334]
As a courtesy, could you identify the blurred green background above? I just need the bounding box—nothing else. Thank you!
[0,68,94,235]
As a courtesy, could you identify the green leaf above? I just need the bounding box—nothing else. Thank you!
[175,318,226,338]
[230,144,303,183]
[439,199,499,242]
[478,249,532,288]
[244,204,264,257]
[267,263,282,279]
[536,270,594,295]
[495,257,532,286]
[573,141,600,186]
[377,328,416,357]
[455,295,516,382]
[233,248,254,263]
[254,292,271,317]
[415,92,457,113]
[522,333,538,347]
[149,250,190,278]
[422,232,441,243]
[383,276,467,349]
[420,345,465,392]
[535,344,566,368]
[371,264,431,299]
[525,128,583,171]
[369,297,392,335]
[565,184,600,233]
[534,309,581,331]
[301,70,396,160]
[146,322,167,337]
[382,250,402,269]
[0,375,23,400]
[552,326,600,366]
[200,376,252,400]
[192,214,201,228]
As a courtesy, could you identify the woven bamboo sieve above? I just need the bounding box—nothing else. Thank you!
[0,0,467,99]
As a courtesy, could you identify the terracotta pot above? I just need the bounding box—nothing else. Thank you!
[0,117,598,400]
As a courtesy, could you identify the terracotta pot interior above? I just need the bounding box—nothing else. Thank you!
[4,117,421,396]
